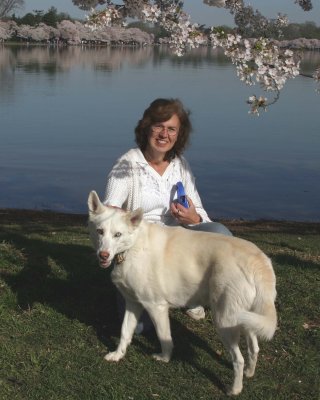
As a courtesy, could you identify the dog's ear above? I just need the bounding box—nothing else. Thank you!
[128,208,143,227]
[88,191,105,215]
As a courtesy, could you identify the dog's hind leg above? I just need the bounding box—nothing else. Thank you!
[144,305,173,363]
[216,325,244,396]
[105,300,143,362]
[244,331,259,378]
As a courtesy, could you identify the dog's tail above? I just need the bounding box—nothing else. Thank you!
[237,304,277,340]
[237,256,277,341]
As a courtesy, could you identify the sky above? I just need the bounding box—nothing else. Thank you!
[17,0,320,26]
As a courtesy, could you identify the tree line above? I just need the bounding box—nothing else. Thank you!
[281,21,320,40]
[2,9,320,41]
[10,7,74,27]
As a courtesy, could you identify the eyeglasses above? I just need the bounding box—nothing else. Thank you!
[151,124,179,136]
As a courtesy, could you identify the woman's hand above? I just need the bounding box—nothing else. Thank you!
[170,197,201,225]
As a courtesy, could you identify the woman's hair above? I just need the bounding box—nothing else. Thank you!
[135,98,192,161]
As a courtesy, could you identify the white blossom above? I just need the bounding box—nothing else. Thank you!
[247,95,268,116]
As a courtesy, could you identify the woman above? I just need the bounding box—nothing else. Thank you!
[104,98,232,330]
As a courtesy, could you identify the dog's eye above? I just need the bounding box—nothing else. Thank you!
[97,228,104,235]
[114,232,122,238]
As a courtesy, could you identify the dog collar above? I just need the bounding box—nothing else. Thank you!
[115,252,126,265]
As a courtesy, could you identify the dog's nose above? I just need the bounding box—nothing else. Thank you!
[99,251,110,261]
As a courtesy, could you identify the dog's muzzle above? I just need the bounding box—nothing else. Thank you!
[98,251,112,268]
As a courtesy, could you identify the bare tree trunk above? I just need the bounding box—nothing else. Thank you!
[0,0,24,18]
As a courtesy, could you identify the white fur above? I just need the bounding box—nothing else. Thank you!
[88,190,277,396]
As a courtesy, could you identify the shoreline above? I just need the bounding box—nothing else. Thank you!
[1,208,319,234]
[2,40,320,50]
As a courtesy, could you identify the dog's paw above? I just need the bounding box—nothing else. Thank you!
[104,351,123,362]
[226,385,243,396]
[152,353,170,363]
[244,367,255,378]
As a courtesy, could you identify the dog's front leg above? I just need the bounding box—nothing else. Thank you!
[104,300,143,362]
[145,304,173,363]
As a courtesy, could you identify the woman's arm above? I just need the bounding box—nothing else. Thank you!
[179,157,211,223]
[103,158,131,208]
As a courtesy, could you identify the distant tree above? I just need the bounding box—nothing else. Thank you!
[33,10,44,24]
[0,19,17,40]
[42,7,58,27]
[12,8,73,27]
[0,0,24,17]
[282,21,320,39]
[19,12,36,26]
[57,11,73,22]
[282,23,301,39]
[127,21,168,40]
[300,21,320,38]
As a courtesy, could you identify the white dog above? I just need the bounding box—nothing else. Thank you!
[88,190,277,396]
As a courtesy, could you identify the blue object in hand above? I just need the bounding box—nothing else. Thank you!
[176,181,189,208]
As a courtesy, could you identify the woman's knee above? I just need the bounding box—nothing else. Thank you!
[188,222,233,236]
[210,222,233,236]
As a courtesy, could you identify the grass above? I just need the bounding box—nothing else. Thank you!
[0,210,319,400]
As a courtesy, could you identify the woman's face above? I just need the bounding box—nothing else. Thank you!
[146,113,180,157]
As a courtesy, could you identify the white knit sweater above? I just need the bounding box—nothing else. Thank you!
[103,148,211,226]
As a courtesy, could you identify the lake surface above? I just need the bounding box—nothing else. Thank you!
[0,45,319,221]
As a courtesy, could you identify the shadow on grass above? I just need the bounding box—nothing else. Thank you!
[171,317,231,392]
[227,219,320,236]
[128,316,230,393]
[0,222,121,351]
[272,253,320,271]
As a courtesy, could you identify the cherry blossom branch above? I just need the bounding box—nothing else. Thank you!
[82,0,318,115]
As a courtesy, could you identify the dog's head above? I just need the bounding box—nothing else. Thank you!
[88,191,143,268]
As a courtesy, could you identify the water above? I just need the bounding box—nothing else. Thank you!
[0,45,319,221]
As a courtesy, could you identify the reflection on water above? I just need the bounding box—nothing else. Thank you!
[0,45,319,221]
[0,45,153,75]
[0,45,229,74]
[0,45,231,102]
[1,44,319,73]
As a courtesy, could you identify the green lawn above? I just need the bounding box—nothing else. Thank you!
[0,210,319,399]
